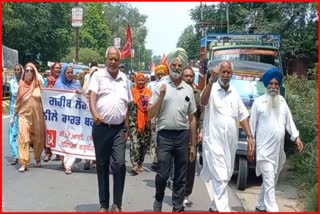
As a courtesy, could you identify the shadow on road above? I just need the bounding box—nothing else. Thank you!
[74,203,100,212]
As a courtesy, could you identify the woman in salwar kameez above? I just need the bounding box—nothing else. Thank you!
[13,62,46,172]
[53,64,82,174]
[44,62,62,161]
[8,64,23,165]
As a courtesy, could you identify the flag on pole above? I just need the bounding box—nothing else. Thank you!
[161,53,169,68]
[121,24,133,59]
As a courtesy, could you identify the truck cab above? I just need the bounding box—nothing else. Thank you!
[198,33,284,190]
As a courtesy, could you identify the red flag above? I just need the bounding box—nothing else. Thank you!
[121,24,133,59]
[161,53,169,68]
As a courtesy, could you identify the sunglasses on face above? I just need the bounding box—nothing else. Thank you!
[25,69,34,73]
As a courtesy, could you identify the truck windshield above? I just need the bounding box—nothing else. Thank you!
[214,49,280,67]
[231,76,265,108]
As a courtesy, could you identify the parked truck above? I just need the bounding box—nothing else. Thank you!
[198,33,285,190]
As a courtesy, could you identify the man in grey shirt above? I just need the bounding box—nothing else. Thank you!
[148,48,197,212]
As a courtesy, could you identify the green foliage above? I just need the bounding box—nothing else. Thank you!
[3,3,73,65]
[80,3,112,57]
[306,183,318,211]
[285,64,318,210]
[187,2,318,67]
[62,47,102,65]
[177,25,200,60]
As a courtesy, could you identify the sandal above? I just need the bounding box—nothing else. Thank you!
[18,165,27,172]
[44,154,52,162]
[131,165,139,176]
[36,161,41,167]
[65,168,72,175]
[138,165,144,172]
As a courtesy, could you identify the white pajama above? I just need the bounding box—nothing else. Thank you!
[64,155,75,169]
[256,161,279,212]
[210,176,230,212]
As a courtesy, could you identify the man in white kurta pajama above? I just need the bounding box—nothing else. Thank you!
[250,67,304,212]
[200,60,255,212]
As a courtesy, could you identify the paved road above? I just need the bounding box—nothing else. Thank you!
[2,116,244,212]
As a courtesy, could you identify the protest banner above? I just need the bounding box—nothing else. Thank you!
[41,88,95,160]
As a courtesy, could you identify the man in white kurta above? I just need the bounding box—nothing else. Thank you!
[200,60,255,212]
[250,67,304,212]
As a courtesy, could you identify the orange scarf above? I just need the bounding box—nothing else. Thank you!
[132,73,152,133]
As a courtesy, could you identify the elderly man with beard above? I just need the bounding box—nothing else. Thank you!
[148,48,197,212]
[250,67,304,212]
[200,60,255,212]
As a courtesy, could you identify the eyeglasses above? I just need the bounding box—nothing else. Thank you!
[25,69,34,73]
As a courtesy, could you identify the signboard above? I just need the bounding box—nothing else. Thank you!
[114,38,121,48]
[72,7,83,27]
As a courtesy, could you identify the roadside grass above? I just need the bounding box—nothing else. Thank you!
[285,64,318,211]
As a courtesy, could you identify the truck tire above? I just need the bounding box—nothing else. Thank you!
[237,156,248,190]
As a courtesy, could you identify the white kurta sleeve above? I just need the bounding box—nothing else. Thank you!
[284,101,299,142]
[250,100,258,139]
[237,95,249,122]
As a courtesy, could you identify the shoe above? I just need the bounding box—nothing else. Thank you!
[10,158,19,165]
[65,168,72,175]
[83,160,91,170]
[153,200,162,212]
[111,204,121,212]
[131,165,138,176]
[44,154,51,162]
[209,207,218,212]
[255,207,267,212]
[35,160,41,167]
[138,165,144,172]
[183,196,192,207]
[151,162,158,171]
[98,207,108,212]
[18,165,27,172]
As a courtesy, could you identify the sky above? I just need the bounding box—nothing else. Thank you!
[130,2,201,56]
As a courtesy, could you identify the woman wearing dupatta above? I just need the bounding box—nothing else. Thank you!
[129,73,152,175]
[13,63,46,172]
[53,64,82,174]
[44,62,62,161]
[8,64,23,165]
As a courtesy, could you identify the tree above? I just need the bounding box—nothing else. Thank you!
[3,3,74,67]
[62,47,101,65]
[80,3,112,57]
[177,25,200,61]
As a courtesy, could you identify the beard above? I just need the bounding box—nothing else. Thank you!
[170,69,182,80]
[266,88,281,116]
[218,76,230,88]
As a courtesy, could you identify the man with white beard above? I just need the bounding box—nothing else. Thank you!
[200,60,255,212]
[250,67,304,212]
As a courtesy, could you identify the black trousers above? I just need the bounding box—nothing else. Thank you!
[185,146,197,197]
[155,129,189,211]
[92,122,126,209]
[168,146,197,196]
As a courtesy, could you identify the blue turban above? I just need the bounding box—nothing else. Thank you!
[261,67,283,87]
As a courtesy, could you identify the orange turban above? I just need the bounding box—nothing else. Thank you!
[155,64,169,76]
